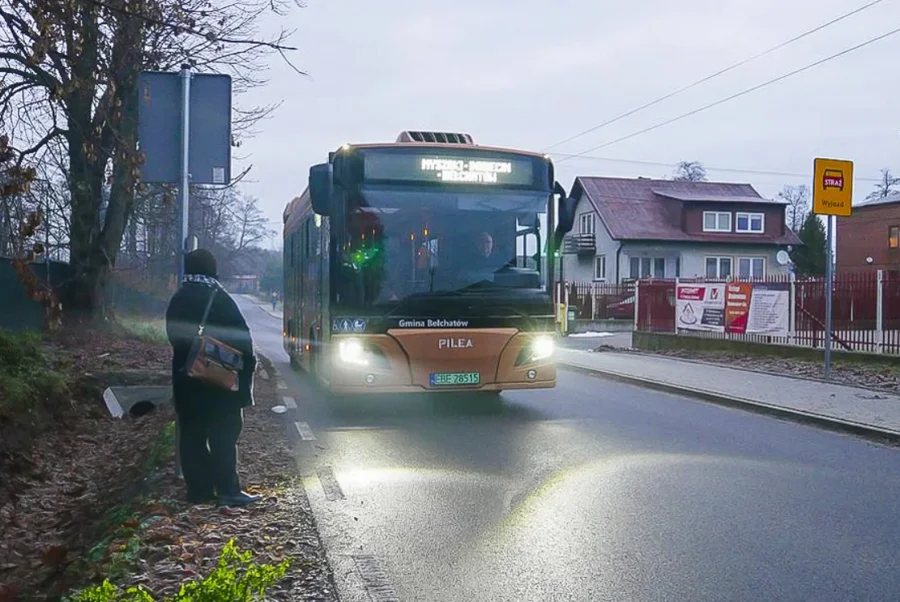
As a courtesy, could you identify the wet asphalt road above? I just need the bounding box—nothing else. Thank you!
[237,297,900,602]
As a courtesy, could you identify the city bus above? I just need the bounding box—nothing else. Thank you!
[282,130,576,395]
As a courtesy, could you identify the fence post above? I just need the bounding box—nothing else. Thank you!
[674,278,680,334]
[789,273,796,347]
[876,269,884,354]
[591,281,597,320]
[633,281,640,331]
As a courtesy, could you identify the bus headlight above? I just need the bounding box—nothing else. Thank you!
[530,336,555,362]
[338,338,368,366]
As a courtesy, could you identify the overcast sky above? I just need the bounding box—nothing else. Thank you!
[234,0,900,247]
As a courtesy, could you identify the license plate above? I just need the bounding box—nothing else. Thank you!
[430,372,480,386]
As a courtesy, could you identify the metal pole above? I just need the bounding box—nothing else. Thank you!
[175,64,192,480]
[177,64,192,284]
[824,215,834,379]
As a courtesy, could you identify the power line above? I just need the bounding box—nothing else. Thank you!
[542,0,886,153]
[558,24,900,163]
[548,152,885,183]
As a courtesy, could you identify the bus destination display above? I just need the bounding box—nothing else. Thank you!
[363,151,535,186]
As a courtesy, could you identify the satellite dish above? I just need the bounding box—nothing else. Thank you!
[776,250,791,265]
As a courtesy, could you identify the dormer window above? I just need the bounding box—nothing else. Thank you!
[703,211,731,232]
[579,213,595,235]
[735,212,764,233]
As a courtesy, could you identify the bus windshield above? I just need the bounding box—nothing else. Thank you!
[336,191,548,308]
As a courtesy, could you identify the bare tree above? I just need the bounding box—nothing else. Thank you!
[673,161,708,182]
[866,168,900,201]
[777,184,810,232]
[0,0,303,321]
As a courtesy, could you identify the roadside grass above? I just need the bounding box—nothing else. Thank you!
[118,315,167,345]
[0,328,68,417]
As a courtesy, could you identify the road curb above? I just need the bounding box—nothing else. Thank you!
[558,361,900,448]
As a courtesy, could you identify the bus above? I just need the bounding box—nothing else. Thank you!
[282,130,576,396]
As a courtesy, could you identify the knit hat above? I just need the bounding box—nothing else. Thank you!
[184,248,218,278]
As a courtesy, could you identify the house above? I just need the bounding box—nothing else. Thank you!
[836,192,900,273]
[224,274,260,293]
[562,176,802,283]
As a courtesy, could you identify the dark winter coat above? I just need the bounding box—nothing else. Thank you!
[165,279,257,410]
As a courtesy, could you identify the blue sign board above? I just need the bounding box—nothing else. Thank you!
[136,71,232,185]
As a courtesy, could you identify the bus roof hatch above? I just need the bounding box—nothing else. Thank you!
[395,131,474,144]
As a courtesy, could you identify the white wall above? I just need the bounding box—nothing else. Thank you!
[564,240,791,282]
[621,243,790,280]
[562,201,622,282]
[678,245,791,279]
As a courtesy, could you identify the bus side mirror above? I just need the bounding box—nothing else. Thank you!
[556,195,577,234]
[309,163,334,216]
[552,183,577,251]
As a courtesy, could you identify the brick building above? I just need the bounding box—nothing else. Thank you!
[836,192,900,272]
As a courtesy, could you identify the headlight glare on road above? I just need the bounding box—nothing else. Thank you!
[530,335,554,361]
[338,338,368,366]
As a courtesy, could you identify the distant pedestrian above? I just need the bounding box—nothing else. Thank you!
[271,291,278,311]
[165,248,260,507]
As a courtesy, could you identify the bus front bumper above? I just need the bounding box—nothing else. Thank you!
[325,330,557,395]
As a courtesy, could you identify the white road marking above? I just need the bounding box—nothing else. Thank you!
[283,396,297,410]
[316,466,344,500]
[352,554,400,602]
[277,382,287,390]
[294,421,316,441]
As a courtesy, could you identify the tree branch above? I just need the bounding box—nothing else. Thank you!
[87,0,300,51]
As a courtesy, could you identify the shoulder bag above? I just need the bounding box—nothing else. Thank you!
[183,288,245,392]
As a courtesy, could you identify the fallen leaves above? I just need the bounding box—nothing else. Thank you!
[102,357,337,600]
[0,323,335,601]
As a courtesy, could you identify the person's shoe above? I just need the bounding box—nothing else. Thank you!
[216,491,261,507]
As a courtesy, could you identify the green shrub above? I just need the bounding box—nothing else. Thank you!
[67,540,290,602]
[0,328,67,413]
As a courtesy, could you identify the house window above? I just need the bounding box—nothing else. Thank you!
[738,256,766,278]
[594,255,606,281]
[629,256,665,279]
[703,211,731,232]
[653,258,665,279]
[705,256,732,279]
[736,212,765,233]
[890,226,899,249]
[675,256,681,278]
[579,213,595,235]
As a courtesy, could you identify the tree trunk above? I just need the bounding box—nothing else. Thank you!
[67,130,109,322]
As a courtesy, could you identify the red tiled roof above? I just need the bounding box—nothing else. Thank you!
[573,176,802,245]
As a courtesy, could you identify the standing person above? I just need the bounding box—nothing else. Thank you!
[165,249,260,507]
[271,290,278,311]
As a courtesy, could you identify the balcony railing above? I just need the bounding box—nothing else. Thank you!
[563,233,596,254]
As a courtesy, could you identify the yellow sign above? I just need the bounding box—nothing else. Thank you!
[813,158,853,216]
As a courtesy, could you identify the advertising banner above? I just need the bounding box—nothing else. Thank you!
[676,283,726,332]
[725,282,790,337]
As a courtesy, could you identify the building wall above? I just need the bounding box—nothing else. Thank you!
[562,199,621,282]
[564,241,791,282]
[675,244,790,278]
[836,204,900,272]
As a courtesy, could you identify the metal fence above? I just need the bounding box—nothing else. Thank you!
[629,270,900,355]
[562,281,636,321]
